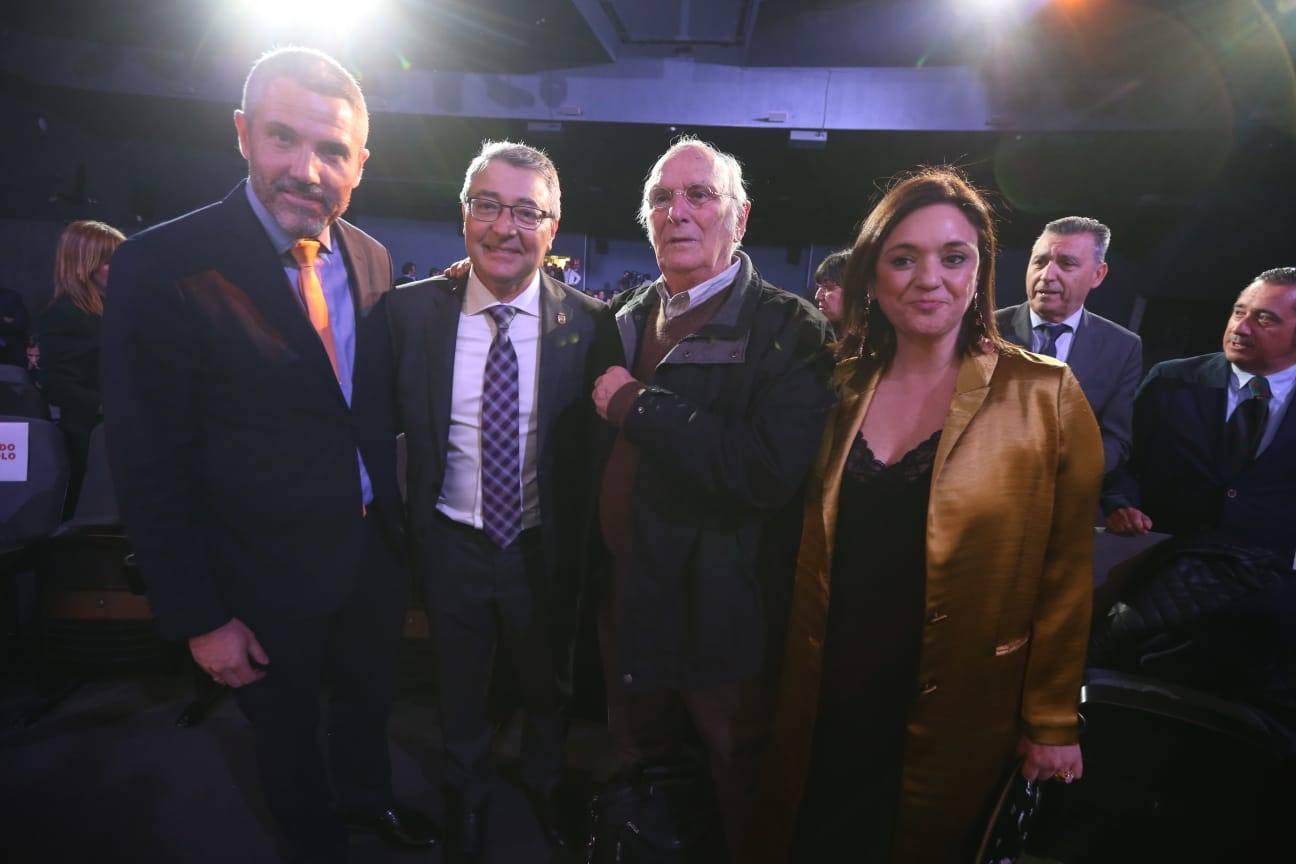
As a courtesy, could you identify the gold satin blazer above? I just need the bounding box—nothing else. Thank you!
[754,346,1103,863]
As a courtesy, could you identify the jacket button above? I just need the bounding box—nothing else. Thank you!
[920,680,938,695]
[622,673,634,685]
[926,610,948,625]
[1226,488,1238,498]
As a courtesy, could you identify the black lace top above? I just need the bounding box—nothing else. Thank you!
[792,429,942,861]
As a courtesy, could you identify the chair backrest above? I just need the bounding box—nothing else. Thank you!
[56,422,120,531]
[0,415,69,547]
[0,366,49,420]
[0,364,31,385]
[1065,667,1296,861]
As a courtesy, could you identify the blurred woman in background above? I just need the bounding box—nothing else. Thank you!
[38,219,125,510]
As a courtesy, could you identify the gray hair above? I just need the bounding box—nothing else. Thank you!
[241,46,368,144]
[459,140,562,221]
[637,137,750,250]
[1041,216,1112,264]
[1256,267,1296,287]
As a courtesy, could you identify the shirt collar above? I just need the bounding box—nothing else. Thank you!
[244,182,333,256]
[1028,304,1084,332]
[464,267,542,317]
[656,257,741,321]
[1231,359,1296,395]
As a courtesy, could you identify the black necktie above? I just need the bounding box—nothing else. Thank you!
[1225,375,1272,475]
[1036,322,1071,358]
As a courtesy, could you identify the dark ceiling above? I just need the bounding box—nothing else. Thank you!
[11,1,1292,75]
[3,1,1295,286]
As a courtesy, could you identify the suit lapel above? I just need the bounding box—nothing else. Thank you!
[334,220,382,318]
[424,278,464,467]
[220,188,345,407]
[537,274,572,465]
[1010,303,1033,348]
[932,351,997,482]
[1192,354,1230,463]
[1066,309,1102,384]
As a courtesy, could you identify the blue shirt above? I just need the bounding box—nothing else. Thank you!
[245,184,373,506]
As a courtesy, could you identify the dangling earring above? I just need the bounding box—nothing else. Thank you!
[857,293,874,357]
[971,290,986,336]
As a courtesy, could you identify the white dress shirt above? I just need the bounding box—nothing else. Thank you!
[1027,305,1085,363]
[437,269,542,531]
[1228,360,1296,457]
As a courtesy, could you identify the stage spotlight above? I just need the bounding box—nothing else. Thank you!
[961,0,1053,15]
[237,0,385,36]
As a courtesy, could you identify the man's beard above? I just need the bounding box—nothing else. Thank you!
[252,171,343,238]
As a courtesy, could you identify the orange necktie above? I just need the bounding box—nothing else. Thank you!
[290,239,341,383]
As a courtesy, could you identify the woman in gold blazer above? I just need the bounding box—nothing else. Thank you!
[750,168,1103,862]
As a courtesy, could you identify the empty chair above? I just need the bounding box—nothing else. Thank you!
[1027,668,1296,862]
[0,415,68,548]
[1029,534,1296,861]
[51,423,121,535]
[0,365,49,421]
[42,423,155,664]
[1,416,68,678]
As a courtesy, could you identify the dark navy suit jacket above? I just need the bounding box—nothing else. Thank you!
[1102,352,1296,562]
[102,183,404,639]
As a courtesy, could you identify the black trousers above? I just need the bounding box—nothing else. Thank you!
[424,512,565,811]
[231,514,406,864]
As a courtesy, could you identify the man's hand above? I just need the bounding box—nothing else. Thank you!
[1105,506,1153,535]
[443,258,471,279]
[592,366,638,421]
[1018,737,1083,784]
[190,617,269,688]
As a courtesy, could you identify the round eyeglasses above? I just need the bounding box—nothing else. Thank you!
[465,197,554,230]
[645,184,735,211]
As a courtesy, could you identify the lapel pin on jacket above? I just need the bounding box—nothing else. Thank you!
[556,311,568,326]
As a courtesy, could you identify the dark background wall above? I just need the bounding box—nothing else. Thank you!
[4,0,1295,365]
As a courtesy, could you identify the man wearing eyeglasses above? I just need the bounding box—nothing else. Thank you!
[590,138,835,860]
[386,140,619,862]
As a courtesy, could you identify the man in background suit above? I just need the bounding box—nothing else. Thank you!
[997,216,1142,474]
[395,260,418,285]
[1104,267,1296,563]
[102,48,436,862]
[386,141,618,862]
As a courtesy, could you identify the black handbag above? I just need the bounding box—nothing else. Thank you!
[585,761,725,864]
[974,760,1043,864]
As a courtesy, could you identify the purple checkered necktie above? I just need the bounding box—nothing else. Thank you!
[481,305,522,547]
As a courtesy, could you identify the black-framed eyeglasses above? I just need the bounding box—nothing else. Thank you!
[645,184,734,211]
[465,197,554,230]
